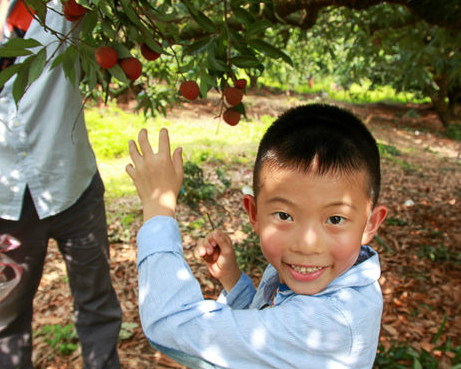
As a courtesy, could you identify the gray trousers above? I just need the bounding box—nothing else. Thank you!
[0,172,122,369]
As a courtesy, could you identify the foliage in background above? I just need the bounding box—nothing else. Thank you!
[259,5,461,128]
[36,324,78,356]
[179,161,230,209]
[235,223,265,273]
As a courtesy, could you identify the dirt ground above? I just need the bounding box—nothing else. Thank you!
[31,89,461,368]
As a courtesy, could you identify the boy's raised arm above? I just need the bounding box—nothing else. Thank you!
[126,128,184,222]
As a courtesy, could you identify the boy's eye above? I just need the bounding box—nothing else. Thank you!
[327,216,344,225]
[275,212,293,221]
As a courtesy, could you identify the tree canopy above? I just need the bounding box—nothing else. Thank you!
[0,0,460,127]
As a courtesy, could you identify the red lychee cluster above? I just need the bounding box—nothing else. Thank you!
[94,45,142,81]
[94,41,163,81]
[220,78,247,126]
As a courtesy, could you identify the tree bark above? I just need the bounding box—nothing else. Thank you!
[429,75,461,128]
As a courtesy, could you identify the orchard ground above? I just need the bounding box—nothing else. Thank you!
[32,88,461,368]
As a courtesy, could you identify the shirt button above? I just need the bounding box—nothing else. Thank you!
[22,152,27,157]
[14,122,20,127]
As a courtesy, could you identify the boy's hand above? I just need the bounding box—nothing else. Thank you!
[195,230,241,292]
[126,128,184,222]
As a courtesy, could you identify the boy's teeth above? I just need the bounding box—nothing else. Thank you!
[290,265,323,274]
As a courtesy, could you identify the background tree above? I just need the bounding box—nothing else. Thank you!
[0,0,460,127]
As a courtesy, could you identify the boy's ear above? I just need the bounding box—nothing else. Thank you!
[243,194,259,234]
[361,205,388,245]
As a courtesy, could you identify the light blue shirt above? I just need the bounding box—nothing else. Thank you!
[0,0,96,220]
[137,216,383,369]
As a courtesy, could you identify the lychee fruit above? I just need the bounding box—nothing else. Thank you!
[224,87,243,106]
[223,109,241,126]
[141,43,161,61]
[235,79,247,89]
[95,46,118,69]
[120,58,142,81]
[202,246,220,263]
[62,0,88,22]
[180,80,200,101]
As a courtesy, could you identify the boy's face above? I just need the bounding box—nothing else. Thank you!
[243,163,387,295]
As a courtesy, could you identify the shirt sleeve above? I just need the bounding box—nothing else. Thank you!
[216,272,255,309]
[137,216,372,369]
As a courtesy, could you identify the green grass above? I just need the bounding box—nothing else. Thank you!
[260,76,430,104]
[85,102,271,198]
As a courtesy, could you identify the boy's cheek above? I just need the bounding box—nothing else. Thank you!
[331,240,361,267]
[259,229,285,262]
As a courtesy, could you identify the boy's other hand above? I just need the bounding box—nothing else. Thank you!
[126,128,184,222]
[195,230,241,292]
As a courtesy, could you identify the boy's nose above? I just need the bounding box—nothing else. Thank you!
[292,226,322,254]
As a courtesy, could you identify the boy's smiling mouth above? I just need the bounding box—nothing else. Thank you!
[289,264,324,274]
[285,263,328,284]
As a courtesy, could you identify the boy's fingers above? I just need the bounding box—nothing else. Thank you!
[128,140,142,166]
[194,245,206,259]
[172,147,184,177]
[125,163,135,178]
[138,129,154,157]
[158,128,171,157]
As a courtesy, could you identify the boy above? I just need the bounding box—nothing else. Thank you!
[126,104,388,369]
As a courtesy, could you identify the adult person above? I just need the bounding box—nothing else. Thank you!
[0,1,122,368]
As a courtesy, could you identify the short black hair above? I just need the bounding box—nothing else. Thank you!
[253,104,381,207]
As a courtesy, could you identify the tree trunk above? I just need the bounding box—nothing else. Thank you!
[248,74,259,90]
[429,75,461,128]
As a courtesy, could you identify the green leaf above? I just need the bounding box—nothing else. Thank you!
[412,358,422,369]
[229,29,244,44]
[12,63,30,104]
[199,77,209,98]
[81,10,98,36]
[119,0,142,26]
[148,8,179,22]
[178,59,195,73]
[111,44,132,60]
[207,53,229,72]
[231,55,260,68]
[102,19,117,40]
[193,11,218,33]
[3,37,42,49]
[28,47,47,84]
[247,39,293,66]
[139,28,163,54]
[184,36,213,55]
[61,46,79,86]
[98,1,113,17]
[109,63,129,84]
[183,1,217,33]
[24,0,47,22]
[0,47,32,58]
[0,63,22,89]
[181,0,198,16]
[230,5,256,28]
[244,20,270,38]
[0,37,40,57]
